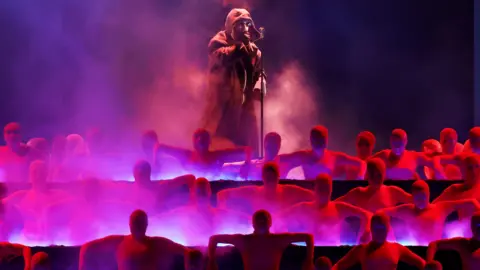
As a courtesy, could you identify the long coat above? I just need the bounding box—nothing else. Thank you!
[202,30,262,155]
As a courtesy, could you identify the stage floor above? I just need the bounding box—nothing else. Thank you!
[1,245,460,270]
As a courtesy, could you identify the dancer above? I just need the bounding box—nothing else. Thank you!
[332,213,425,270]
[155,128,251,177]
[276,174,372,245]
[217,162,314,215]
[336,158,412,212]
[378,180,480,245]
[426,212,480,270]
[281,125,366,180]
[207,209,314,270]
[372,129,445,180]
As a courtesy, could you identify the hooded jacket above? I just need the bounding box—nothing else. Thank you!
[202,9,262,153]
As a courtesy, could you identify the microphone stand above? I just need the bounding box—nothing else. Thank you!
[253,31,266,159]
[259,52,265,159]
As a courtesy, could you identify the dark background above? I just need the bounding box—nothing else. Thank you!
[0,0,473,152]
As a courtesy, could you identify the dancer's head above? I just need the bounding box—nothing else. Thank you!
[129,210,148,239]
[193,129,210,154]
[356,131,375,160]
[412,180,430,210]
[310,125,328,154]
[366,158,386,188]
[252,209,272,234]
[390,129,407,156]
[264,132,281,160]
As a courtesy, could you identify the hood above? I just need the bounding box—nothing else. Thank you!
[224,8,261,41]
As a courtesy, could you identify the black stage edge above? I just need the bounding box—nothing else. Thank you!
[0,245,457,270]
[3,180,462,204]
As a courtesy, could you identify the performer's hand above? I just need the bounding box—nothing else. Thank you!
[241,43,257,58]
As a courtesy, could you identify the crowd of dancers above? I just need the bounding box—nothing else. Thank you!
[1,122,480,269]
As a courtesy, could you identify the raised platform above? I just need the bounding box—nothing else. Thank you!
[2,245,462,270]
[2,180,464,269]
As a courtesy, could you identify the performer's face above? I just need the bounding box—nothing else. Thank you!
[233,19,252,41]
[390,137,406,156]
[310,135,327,153]
[366,165,384,187]
[356,139,373,159]
[370,216,388,243]
[440,136,456,154]
[314,180,331,204]
[4,126,21,146]
[412,189,429,210]
[264,137,281,159]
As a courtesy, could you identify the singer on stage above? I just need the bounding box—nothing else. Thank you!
[202,8,264,157]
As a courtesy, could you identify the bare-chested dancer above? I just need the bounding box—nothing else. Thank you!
[0,123,38,182]
[434,154,480,207]
[0,242,31,270]
[378,180,480,245]
[207,209,315,270]
[123,160,196,213]
[332,213,425,270]
[116,210,190,270]
[336,158,412,212]
[31,251,51,270]
[283,125,366,180]
[0,183,23,241]
[234,132,304,180]
[372,129,445,180]
[154,128,251,177]
[315,256,332,270]
[217,162,314,215]
[334,131,376,180]
[440,128,463,155]
[463,127,480,154]
[157,177,250,245]
[3,160,70,240]
[276,174,372,245]
[426,212,480,270]
[422,139,445,180]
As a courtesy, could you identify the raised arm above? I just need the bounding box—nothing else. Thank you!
[278,150,311,169]
[417,153,446,180]
[208,38,250,67]
[389,186,413,205]
[22,245,31,270]
[432,185,458,203]
[377,205,410,221]
[398,244,425,269]
[154,143,192,163]
[279,233,314,268]
[335,152,366,180]
[160,237,190,256]
[426,238,465,261]
[332,245,362,270]
[207,234,242,270]
[437,199,480,217]
[335,187,362,205]
[159,174,196,190]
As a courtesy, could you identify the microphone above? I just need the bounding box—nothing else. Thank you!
[258,27,265,39]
